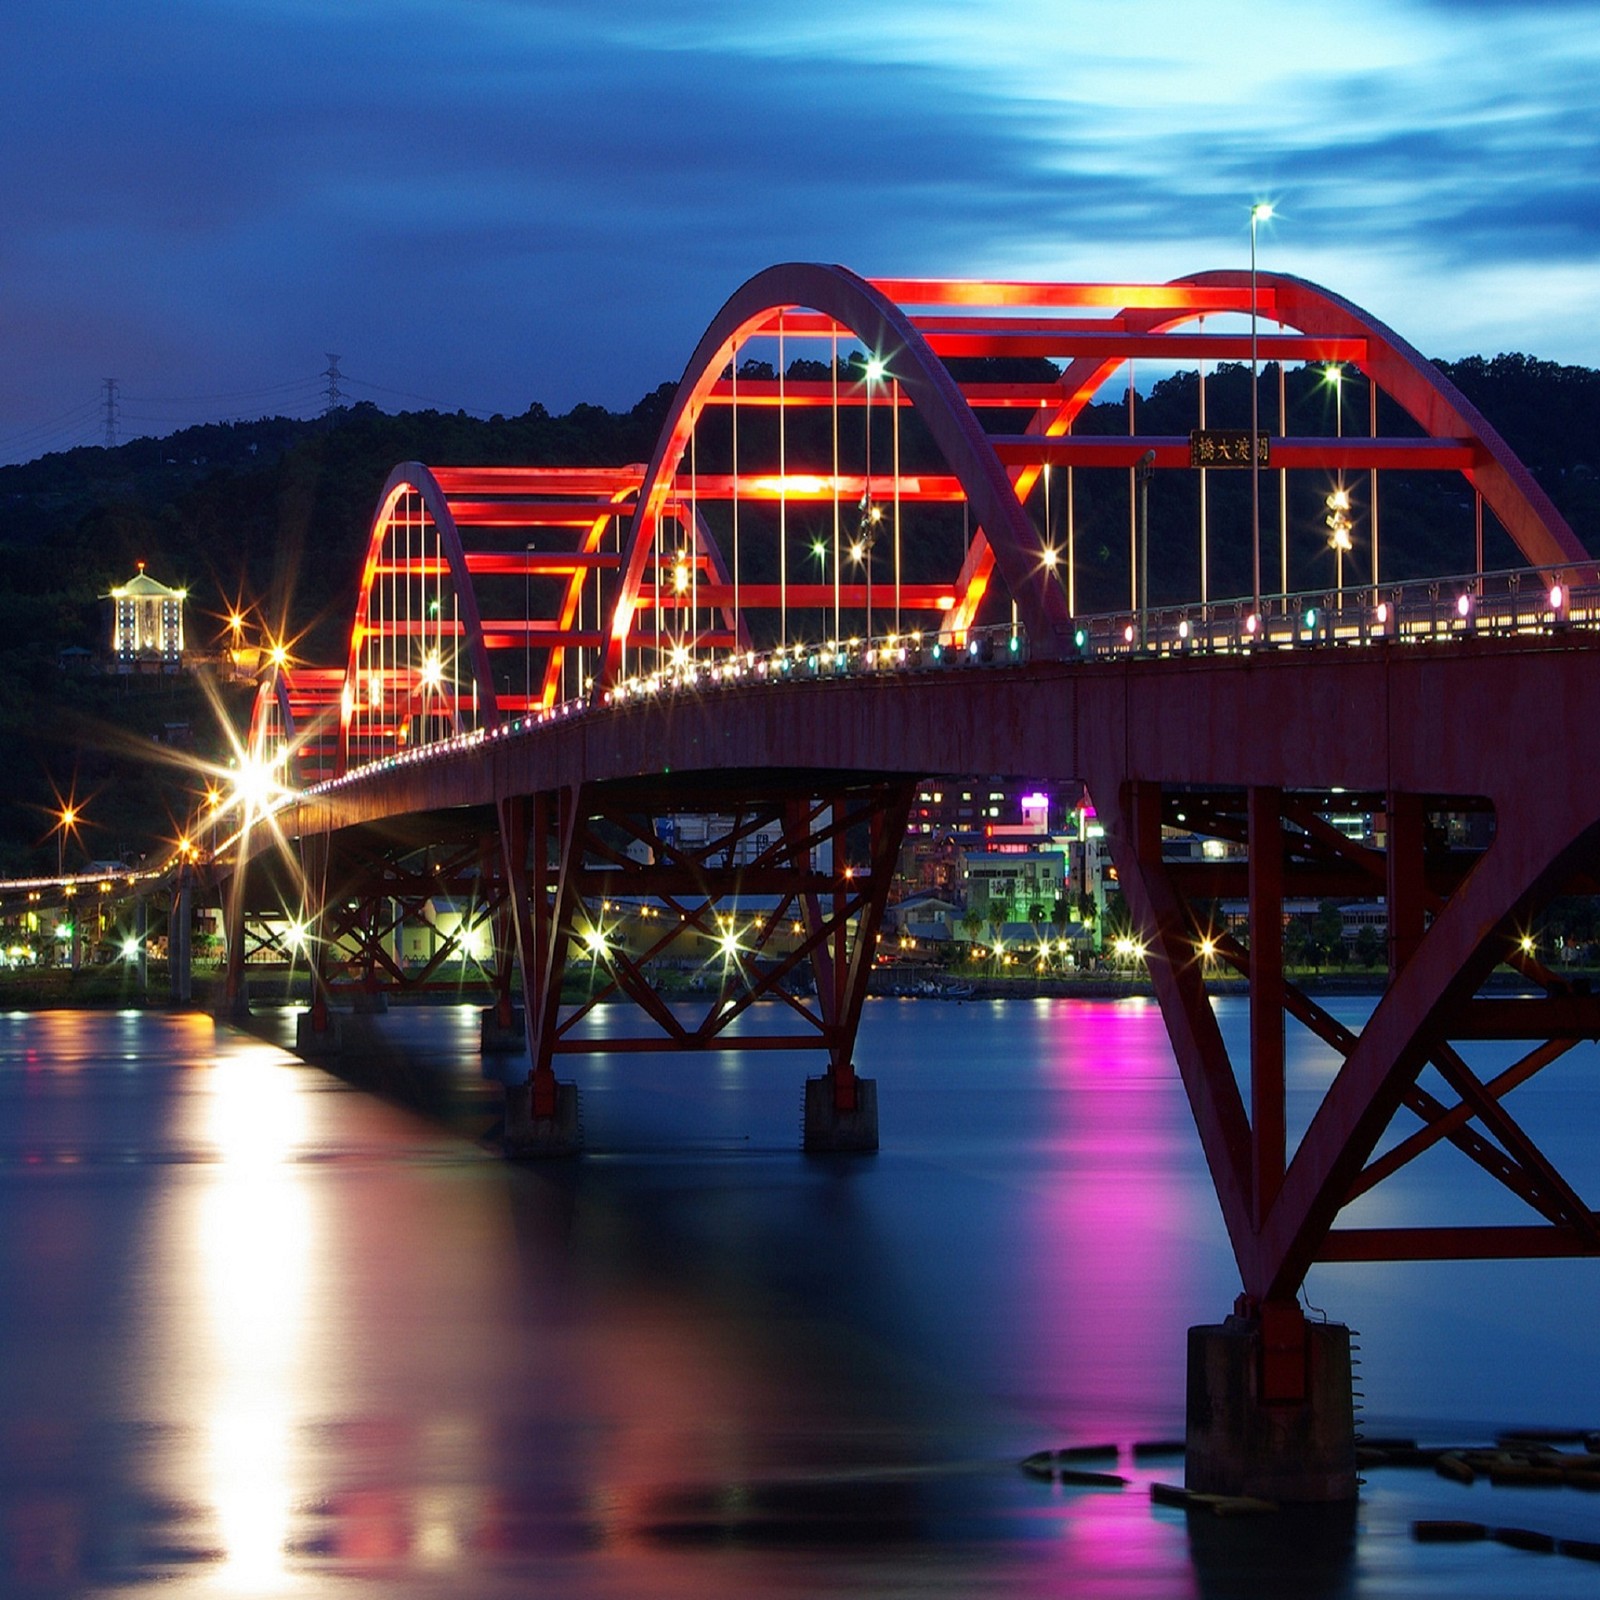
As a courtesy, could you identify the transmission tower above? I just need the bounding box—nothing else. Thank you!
[322,353,345,415]
[103,377,119,448]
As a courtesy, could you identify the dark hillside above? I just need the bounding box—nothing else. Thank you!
[0,355,1592,873]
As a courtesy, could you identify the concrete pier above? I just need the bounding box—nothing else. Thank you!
[168,877,192,1006]
[295,1010,344,1057]
[802,1075,879,1153]
[480,1005,526,1057]
[212,979,252,1024]
[1186,1307,1357,1502]
[504,1079,581,1157]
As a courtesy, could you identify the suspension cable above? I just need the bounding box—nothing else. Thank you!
[1199,318,1208,610]
[893,374,902,634]
[831,325,840,643]
[731,343,740,653]
[691,422,699,660]
[778,312,787,649]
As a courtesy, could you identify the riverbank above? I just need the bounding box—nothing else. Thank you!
[0,961,1551,1011]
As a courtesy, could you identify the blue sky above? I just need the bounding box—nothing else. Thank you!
[3,0,1596,462]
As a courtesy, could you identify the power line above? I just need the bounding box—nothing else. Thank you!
[124,376,323,405]
[340,374,496,418]
[103,377,119,448]
[0,397,104,452]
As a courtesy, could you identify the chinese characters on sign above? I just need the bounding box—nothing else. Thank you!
[1189,429,1270,468]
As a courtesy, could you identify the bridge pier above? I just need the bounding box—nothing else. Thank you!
[1186,1301,1357,1503]
[133,896,149,997]
[295,1008,344,1057]
[480,999,525,1056]
[504,1066,580,1157]
[802,1070,879,1152]
[168,871,192,1007]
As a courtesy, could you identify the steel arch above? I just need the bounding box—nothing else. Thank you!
[600,262,1074,690]
[338,464,501,776]
[929,270,1586,624]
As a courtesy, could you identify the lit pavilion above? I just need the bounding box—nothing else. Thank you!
[106,561,186,672]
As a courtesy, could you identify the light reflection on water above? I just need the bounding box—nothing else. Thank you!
[197,1049,310,1592]
[0,1000,1598,1596]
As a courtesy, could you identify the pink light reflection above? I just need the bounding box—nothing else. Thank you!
[1025,999,1223,1442]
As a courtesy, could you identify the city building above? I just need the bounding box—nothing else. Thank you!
[961,847,1066,927]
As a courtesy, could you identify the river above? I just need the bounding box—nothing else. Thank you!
[2,995,1598,1596]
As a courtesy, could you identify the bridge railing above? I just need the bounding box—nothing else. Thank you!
[299,562,1597,798]
[1073,564,1594,658]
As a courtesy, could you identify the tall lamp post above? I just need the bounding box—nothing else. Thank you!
[1249,201,1273,624]
[56,804,79,879]
[1325,487,1353,612]
[1135,448,1156,644]
[811,537,829,641]
[859,356,886,643]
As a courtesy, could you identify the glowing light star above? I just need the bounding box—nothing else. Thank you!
[1041,547,1059,569]
[232,754,283,813]
[719,925,741,958]
[864,356,888,383]
[1200,937,1217,960]
[421,650,445,690]
[585,928,607,957]
[121,936,141,961]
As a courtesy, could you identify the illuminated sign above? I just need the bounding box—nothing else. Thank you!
[1189,429,1270,468]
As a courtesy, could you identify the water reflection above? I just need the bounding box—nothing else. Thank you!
[1,1003,1597,1595]
[1032,998,1215,1438]
[196,1046,311,1590]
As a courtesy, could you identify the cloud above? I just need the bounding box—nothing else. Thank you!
[1,0,1597,461]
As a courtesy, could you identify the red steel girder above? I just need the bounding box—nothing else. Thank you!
[869,278,1270,313]
[429,466,645,495]
[1323,1225,1600,1262]
[487,780,912,1084]
[989,436,1479,471]
[703,380,1073,409]
[916,329,1365,363]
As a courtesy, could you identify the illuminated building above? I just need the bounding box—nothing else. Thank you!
[105,561,186,673]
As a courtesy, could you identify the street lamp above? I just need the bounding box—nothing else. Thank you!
[811,536,829,640]
[853,501,880,642]
[55,804,78,878]
[860,355,887,642]
[1135,448,1156,644]
[1325,486,1353,611]
[1323,362,1344,439]
[1249,200,1274,623]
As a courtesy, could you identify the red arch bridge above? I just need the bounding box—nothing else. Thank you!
[213,264,1600,1498]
